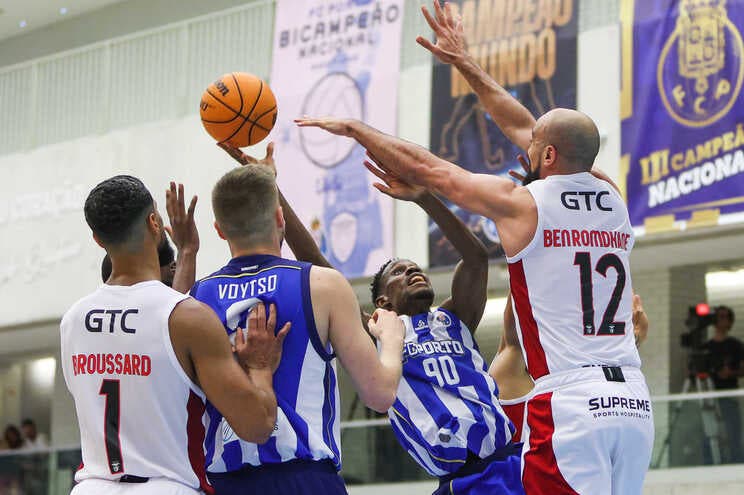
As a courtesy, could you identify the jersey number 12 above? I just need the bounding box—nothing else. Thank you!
[574,252,626,336]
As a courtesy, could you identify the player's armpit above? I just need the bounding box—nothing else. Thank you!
[169,298,277,443]
[311,266,403,412]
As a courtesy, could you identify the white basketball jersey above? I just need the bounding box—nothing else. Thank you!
[60,281,212,493]
[506,172,642,379]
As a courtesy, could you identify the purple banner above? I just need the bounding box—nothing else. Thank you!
[621,0,744,226]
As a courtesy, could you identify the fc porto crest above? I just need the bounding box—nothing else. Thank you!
[657,0,744,127]
[434,311,452,327]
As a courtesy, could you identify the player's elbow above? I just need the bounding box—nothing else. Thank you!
[233,414,276,444]
[362,384,397,413]
[363,389,397,413]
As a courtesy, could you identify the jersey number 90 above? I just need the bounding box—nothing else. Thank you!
[422,356,461,387]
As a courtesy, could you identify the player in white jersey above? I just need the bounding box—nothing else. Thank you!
[62,175,288,495]
[297,5,654,493]
[491,292,651,443]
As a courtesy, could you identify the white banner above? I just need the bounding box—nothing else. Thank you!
[270,0,404,278]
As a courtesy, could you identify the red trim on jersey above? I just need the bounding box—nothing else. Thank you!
[186,392,214,495]
[523,392,578,495]
[501,401,526,442]
[508,260,549,379]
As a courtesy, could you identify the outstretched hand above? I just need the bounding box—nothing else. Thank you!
[218,141,277,176]
[508,155,531,183]
[294,117,356,137]
[165,182,199,255]
[235,302,291,374]
[416,1,468,65]
[364,151,426,202]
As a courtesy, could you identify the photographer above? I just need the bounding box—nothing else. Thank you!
[701,306,743,463]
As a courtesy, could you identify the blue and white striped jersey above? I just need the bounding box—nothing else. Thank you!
[190,254,341,473]
[386,308,514,477]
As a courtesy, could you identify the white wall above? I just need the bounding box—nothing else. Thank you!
[0,0,257,68]
[0,115,260,327]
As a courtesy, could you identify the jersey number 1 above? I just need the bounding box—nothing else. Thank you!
[574,252,626,336]
[99,379,124,474]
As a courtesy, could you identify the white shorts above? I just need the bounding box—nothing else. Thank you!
[71,478,203,495]
[521,366,654,495]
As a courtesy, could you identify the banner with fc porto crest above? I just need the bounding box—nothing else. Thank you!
[269,0,404,278]
[621,0,744,229]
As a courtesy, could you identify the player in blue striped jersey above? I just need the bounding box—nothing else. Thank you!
[190,149,405,495]
[220,144,524,495]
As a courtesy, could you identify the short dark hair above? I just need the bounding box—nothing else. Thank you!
[101,241,175,282]
[84,176,154,247]
[212,165,278,243]
[370,258,396,305]
[20,418,35,427]
[101,255,113,282]
[717,305,736,324]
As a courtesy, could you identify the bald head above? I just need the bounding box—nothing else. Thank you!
[537,109,600,171]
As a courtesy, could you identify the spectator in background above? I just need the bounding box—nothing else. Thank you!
[3,425,23,450]
[20,419,48,450]
[702,306,743,463]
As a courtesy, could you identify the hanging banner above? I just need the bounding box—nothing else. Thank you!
[270,0,404,278]
[621,0,744,230]
[428,0,579,267]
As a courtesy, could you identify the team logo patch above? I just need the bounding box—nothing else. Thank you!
[222,420,237,443]
[434,311,452,327]
[658,0,744,127]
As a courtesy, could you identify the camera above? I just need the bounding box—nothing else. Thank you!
[681,304,718,349]
[680,303,722,376]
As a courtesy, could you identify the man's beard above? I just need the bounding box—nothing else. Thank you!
[522,158,542,186]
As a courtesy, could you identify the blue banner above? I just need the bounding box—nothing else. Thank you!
[621,0,744,227]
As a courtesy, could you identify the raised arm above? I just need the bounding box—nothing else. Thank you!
[296,118,522,223]
[365,157,488,331]
[311,266,404,412]
[488,294,533,400]
[417,1,535,151]
[218,142,332,268]
[165,182,199,294]
[170,299,288,443]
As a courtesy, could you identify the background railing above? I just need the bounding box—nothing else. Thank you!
[0,0,620,157]
[2,387,743,494]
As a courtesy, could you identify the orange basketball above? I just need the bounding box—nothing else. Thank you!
[199,72,277,147]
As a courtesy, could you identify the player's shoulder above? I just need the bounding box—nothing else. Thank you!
[309,264,346,285]
[61,288,104,325]
[169,296,220,330]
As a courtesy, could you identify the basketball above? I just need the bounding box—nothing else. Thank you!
[200,72,277,147]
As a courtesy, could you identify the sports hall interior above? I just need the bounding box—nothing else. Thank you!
[0,0,742,493]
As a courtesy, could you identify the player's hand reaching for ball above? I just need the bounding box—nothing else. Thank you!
[417,1,468,65]
[364,152,426,202]
[367,308,405,344]
[219,141,277,177]
[165,182,199,255]
[294,117,357,137]
[235,302,291,374]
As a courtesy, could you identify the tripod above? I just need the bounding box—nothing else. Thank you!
[653,371,722,468]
